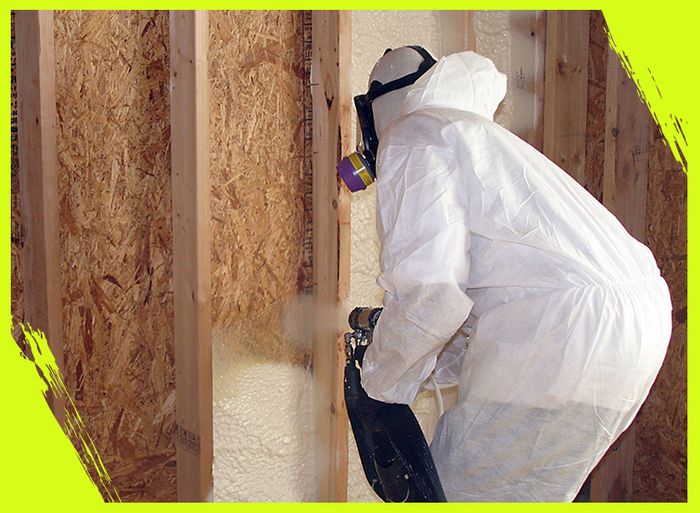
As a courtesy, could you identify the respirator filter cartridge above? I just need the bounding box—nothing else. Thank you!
[336,151,375,192]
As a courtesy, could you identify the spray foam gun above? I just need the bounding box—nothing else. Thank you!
[344,306,383,366]
[343,307,447,502]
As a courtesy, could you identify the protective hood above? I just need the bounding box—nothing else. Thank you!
[399,51,507,121]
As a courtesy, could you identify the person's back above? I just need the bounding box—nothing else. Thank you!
[347,47,672,501]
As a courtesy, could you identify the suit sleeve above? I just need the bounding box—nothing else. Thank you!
[361,118,474,405]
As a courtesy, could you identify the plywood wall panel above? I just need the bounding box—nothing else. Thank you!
[208,11,309,364]
[632,125,687,501]
[54,10,175,502]
[584,11,607,202]
[10,12,24,330]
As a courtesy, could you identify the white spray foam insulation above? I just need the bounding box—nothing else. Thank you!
[474,11,514,130]
[212,343,315,501]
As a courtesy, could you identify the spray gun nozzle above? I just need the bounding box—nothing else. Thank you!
[348,306,383,331]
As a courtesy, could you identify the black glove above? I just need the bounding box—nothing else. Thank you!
[351,342,386,431]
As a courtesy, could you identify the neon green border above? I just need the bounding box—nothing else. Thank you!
[1,2,692,509]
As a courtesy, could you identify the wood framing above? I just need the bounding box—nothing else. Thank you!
[169,10,213,502]
[602,47,650,240]
[590,45,652,502]
[509,11,546,151]
[543,10,590,182]
[437,11,471,56]
[15,10,64,425]
[311,9,351,502]
[464,11,477,51]
[335,10,353,502]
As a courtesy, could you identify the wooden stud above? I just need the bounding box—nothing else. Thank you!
[437,10,469,56]
[590,45,652,502]
[311,10,351,502]
[169,10,212,502]
[602,47,650,241]
[464,11,477,52]
[15,10,64,425]
[543,11,590,183]
[602,45,620,211]
[509,11,547,151]
[336,10,353,503]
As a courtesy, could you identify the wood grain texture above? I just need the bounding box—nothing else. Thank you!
[311,10,351,501]
[54,10,176,501]
[508,11,546,151]
[632,95,687,503]
[15,9,65,425]
[169,10,212,502]
[11,11,24,331]
[208,10,309,365]
[584,11,607,202]
[591,38,652,504]
[543,10,590,183]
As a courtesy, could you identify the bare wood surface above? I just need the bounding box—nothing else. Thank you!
[311,9,351,502]
[169,10,213,502]
[543,10,590,182]
[16,9,64,425]
[509,11,546,151]
[591,44,652,502]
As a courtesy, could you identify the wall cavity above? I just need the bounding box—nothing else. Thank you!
[209,11,313,501]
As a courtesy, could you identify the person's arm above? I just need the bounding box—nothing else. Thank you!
[362,115,474,405]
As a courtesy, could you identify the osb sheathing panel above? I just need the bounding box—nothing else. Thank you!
[582,12,686,499]
[10,12,24,330]
[54,11,176,501]
[632,126,687,501]
[209,11,309,364]
[584,11,607,203]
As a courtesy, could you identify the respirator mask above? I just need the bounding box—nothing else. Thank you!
[336,46,437,193]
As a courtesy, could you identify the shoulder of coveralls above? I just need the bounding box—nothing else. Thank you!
[387,108,492,149]
[383,108,460,147]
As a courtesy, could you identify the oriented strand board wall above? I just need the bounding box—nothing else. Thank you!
[10,12,24,330]
[584,11,607,203]
[585,13,687,500]
[54,11,175,502]
[565,12,686,500]
[633,127,687,501]
[209,10,309,364]
[209,11,315,501]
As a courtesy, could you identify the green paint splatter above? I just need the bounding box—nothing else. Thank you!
[18,324,121,502]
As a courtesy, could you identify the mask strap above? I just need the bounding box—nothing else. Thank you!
[367,47,437,101]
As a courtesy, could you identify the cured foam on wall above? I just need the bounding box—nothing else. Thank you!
[473,11,514,129]
[212,347,315,501]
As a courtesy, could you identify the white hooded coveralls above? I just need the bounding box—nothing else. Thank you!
[361,51,672,502]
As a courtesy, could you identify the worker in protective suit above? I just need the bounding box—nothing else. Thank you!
[338,46,672,502]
